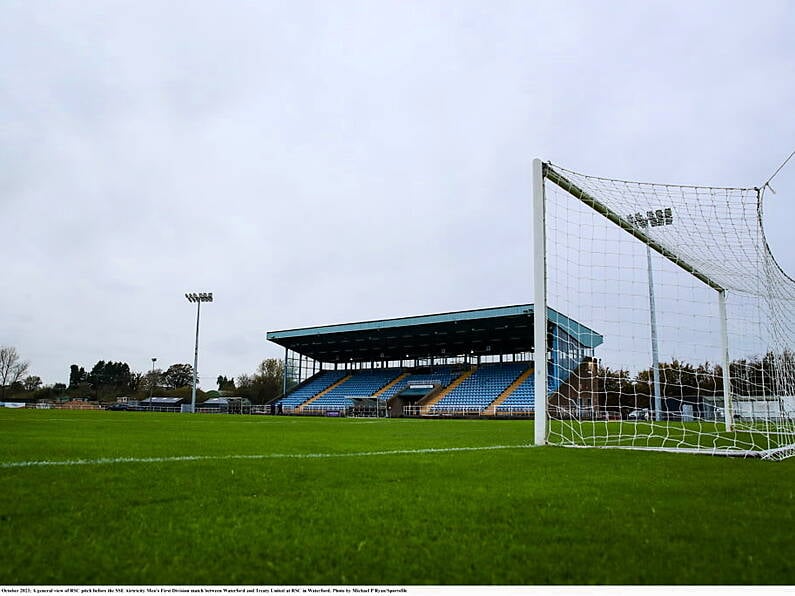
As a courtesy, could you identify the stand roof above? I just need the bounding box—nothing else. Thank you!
[267,304,602,363]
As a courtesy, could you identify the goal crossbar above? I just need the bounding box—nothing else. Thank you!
[543,163,725,292]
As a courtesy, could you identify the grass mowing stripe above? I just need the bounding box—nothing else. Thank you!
[0,443,534,468]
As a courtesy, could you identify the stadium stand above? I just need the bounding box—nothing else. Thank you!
[267,304,603,418]
[275,370,347,411]
[496,372,536,414]
[431,362,528,413]
[273,359,589,417]
[304,368,403,411]
[378,366,461,401]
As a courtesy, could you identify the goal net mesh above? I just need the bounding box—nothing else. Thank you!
[540,162,795,460]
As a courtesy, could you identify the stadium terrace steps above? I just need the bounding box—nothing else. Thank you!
[373,372,410,399]
[430,362,528,414]
[277,361,580,416]
[296,374,352,412]
[496,369,540,414]
[275,370,347,410]
[420,367,476,415]
[378,367,460,402]
[304,368,404,411]
[484,366,534,415]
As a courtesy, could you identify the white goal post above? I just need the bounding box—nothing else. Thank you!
[532,158,795,460]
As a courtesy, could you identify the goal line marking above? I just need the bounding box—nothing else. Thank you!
[0,444,534,469]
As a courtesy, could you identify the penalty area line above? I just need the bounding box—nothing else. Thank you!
[0,444,534,469]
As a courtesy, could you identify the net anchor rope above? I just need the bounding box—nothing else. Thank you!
[760,148,795,195]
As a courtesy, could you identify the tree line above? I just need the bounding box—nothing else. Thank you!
[0,345,287,404]
[5,341,790,408]
[596,350,794,410]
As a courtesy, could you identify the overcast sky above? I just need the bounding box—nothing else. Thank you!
[2,0,794,386]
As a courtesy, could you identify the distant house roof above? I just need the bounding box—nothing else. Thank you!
[142,397,184,405]
[200,397,249,406]
[201,397,228,406]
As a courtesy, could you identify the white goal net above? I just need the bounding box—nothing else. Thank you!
[533,160,795,460]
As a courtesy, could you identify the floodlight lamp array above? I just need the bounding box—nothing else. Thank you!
[185,292,213,303]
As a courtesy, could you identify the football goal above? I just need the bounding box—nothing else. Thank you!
[532,159,795,460]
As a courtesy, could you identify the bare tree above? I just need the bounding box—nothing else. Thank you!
[235,359,286,404]
[0,346,30,399]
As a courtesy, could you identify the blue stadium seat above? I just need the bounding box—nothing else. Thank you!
[378,366,460,401]
[275,370,347,410]
[306,368,403,410]
[431,362,529,414]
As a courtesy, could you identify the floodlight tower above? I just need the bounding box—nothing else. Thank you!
[149,357,157,407]
[636,209,674,422]
[647,244,663,421]
[185,292,213,413]
[624,208,674,422]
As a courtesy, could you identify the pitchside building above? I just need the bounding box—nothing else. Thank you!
[266,304,602,417]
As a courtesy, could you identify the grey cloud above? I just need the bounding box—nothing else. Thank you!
[1,0,793,384]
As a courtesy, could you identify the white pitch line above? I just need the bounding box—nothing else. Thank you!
[0,444,533,469]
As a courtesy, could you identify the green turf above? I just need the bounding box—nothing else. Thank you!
[0,409,793,585]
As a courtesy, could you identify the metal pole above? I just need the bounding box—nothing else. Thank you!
[532,158,548,446]
[150,357,157,409]
[184,292,211,414]
[283,347,289,396]
[718,290,733,431]
[647,246,663,422]
[191,300,201,414]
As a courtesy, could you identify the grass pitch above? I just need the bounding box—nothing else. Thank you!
[0,409,793,585]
